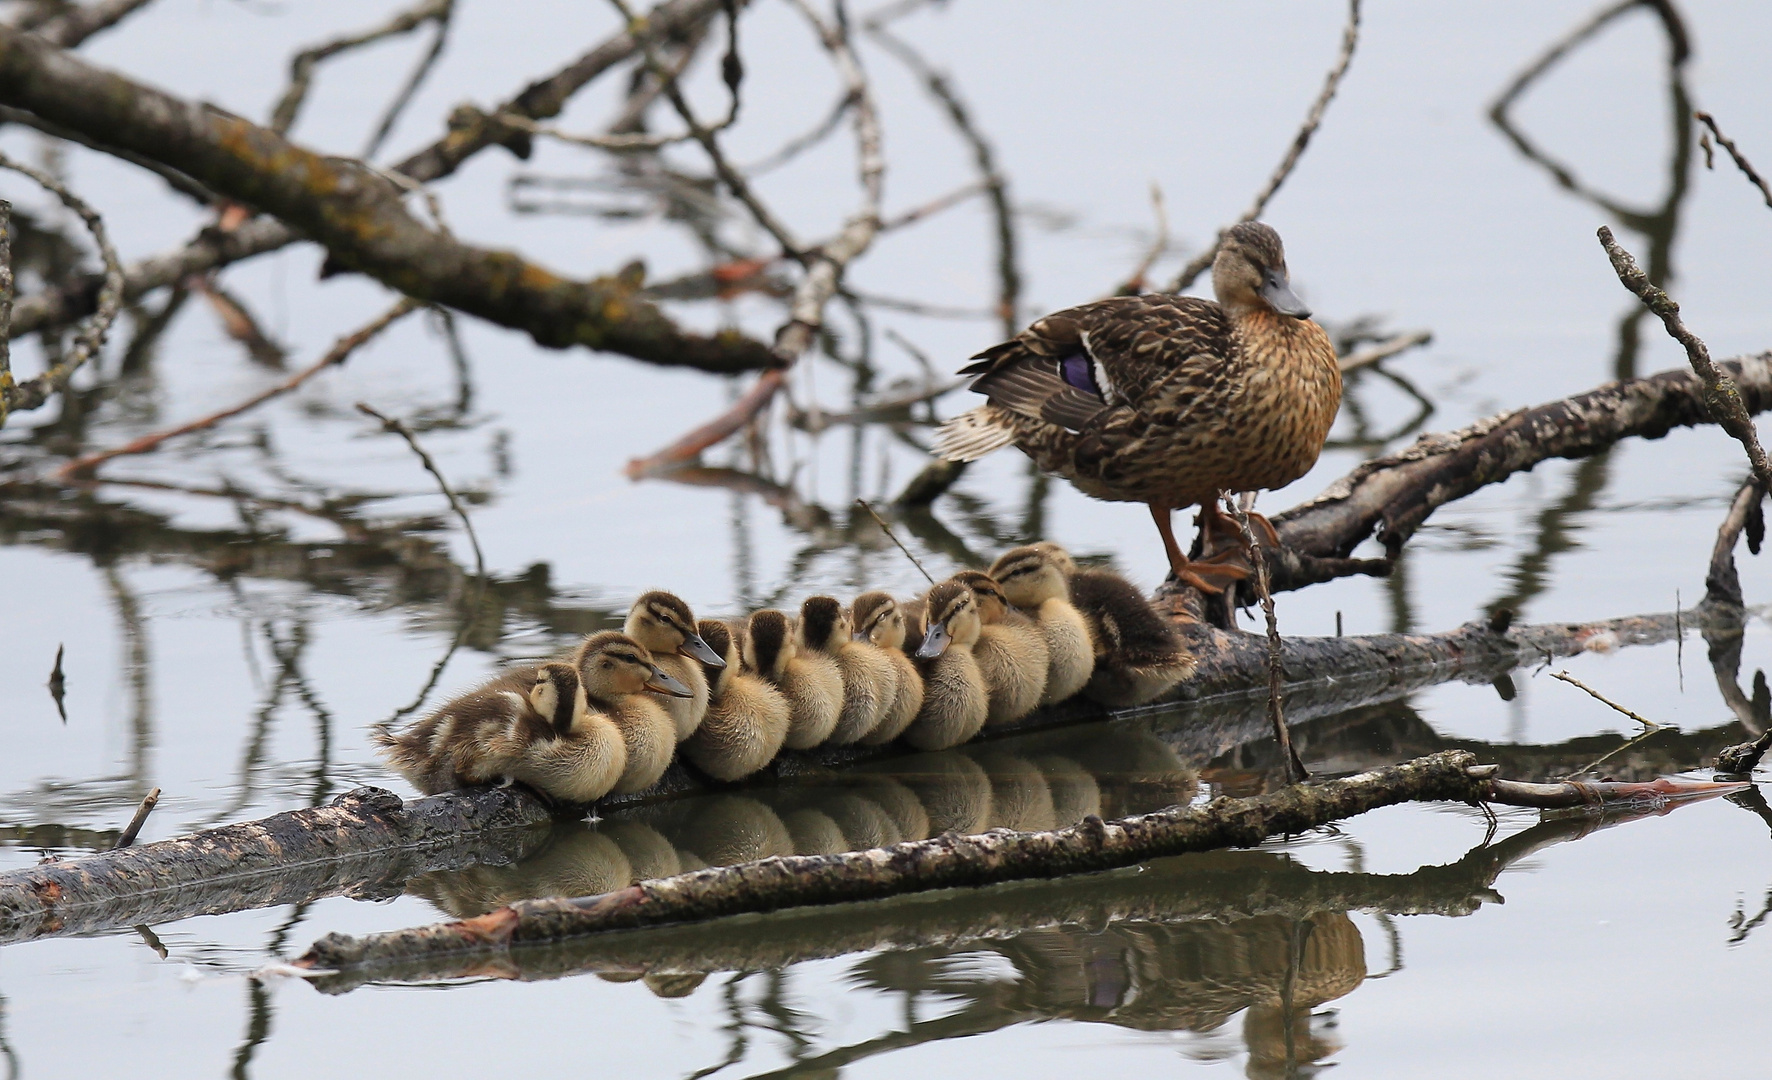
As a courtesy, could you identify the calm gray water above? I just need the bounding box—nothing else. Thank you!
[3,1,1772,1075]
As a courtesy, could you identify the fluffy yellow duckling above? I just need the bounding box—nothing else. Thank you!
[681,618,791,782]
[743,609,844,749]
[801,595,899,745]
[903,579,990,751]
[573,630,691,795]
[948,570,1049,725]
[989,544,1095,705]
[624,590,725,742]
[850,591,925,745]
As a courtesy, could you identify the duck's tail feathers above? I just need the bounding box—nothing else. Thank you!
[932,405,1018,462]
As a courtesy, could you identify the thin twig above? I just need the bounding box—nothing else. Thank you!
[355,402,486,579]
[1117,182,1169,295]
[1597,226,1772,491]
[855,499,934,584]
[57,298,420,478]
[1564,724,1667,781]
[0,150,124,426]
[361,0,457,160]
[1694,111,1772,210]
[1339,330,1432,373]
[1227,496,1306,783]
[270,0,452,136]
[1548,669,1660,728]
[47,642,66,724]
[879,180,987,233]
[114,787,160,850]
[0,198,10,399]
[1169,0,1361,293]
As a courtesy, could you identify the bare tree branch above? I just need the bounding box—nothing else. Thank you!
[356,400,486,579]
[1695,110,1772,210]
[269,0,452,138]
[34,0,155,49]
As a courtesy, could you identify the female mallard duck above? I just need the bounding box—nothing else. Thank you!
[573,630,691,795]
[801,595,899,745]
[375,660,624,800]
[1033,542,1197,706]
[850,591,925,744]
[934,222,1340,593]
[680,618,791,782]
[989,545,1095,705]
[904,579,990,750]
[947,570,1049,725]
[743,609,844,749]
[623,590,725,742]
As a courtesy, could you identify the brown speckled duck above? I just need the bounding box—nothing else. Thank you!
[934,222,1340,593]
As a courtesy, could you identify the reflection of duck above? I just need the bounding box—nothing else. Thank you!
[969,748,1057,832]
[905,581,990,751]
[681,618,790,781]
[598,818,681,882]
[573,631,688,796]
[780,805,848,855]
[1055,727,1198,818]
[990,545,1096,705]
[894,750,994,836]
[1030,753,1102,826]
[851,591,925,745]
[621,590,725,741]
[935,222,1340,594]
[745,609,844,750]
[802,595,897,745]
[406,825,633,918]
[948,570,1049,725]
[672,794,794,866]
[1034,543,1197,707]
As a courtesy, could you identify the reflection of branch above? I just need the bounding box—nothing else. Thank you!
[356,401,487,579]
[1168,0,1361,292]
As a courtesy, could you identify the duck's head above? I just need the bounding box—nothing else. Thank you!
[695,619,739,695]
[948,570,1012,624]
[798,595,851,653]
[1212,221,1310,320]
[989,545,1072,608]
[917,580,982,658]
[741,610,796,680]
[576,630,693,704]
[529,661,590,737]
[852,591,906,650]
[625,590,725,670]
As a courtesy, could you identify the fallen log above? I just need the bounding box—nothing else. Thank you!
[291,751,1744,975]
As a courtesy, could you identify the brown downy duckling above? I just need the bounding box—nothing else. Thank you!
[948,570,1049,725]
[850,591,925,745]
[743,609,844,749]
[623,590,725,742]
[574,631,692,795]
[1032,542,1197,707]
[801,595,898,745]
[903,579,990,750]
[990,545,1095,705]
[681,618,791,782]
[375,661,624,803]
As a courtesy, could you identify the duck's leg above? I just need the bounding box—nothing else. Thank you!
[1150,502,1249,594]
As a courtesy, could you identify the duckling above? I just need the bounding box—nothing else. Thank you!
[801,595,899,745]
[573,630,691,795]
[744,609,844,749]
[903,579,990,750]
[990,545,1096,706]
[374,661,624,804]
[1024,542,1196,707]
[624,590,726,742]
[851,591,926,745]
[681,618,791,781]
[947,570,1049,725]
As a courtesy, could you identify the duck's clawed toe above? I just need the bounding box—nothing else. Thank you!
[1169,548,1253,595]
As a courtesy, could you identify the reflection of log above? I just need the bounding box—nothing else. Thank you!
[0,787,547,944]
[296,752,1493,973]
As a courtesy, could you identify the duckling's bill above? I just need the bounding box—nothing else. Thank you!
[680,632,726,667]
[916,621,951,659]
[647,665,695,697]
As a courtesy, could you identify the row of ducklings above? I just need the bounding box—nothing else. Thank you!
[376,542,1198,804]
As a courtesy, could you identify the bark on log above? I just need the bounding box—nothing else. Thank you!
[0,22,778,373]
[0,786,548,943]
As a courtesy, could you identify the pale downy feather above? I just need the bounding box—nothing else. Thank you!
[933,404,1019,462]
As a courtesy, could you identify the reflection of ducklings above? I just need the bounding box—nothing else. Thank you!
[407,826,634,918]
[598,818,683,882]
[574,631,689,796]
[851,592,926,745]
[780,806,848,855]
[1033,543,1198,707]
[375,662,626,804]
[744,609,844,749]
[1058,727,1198,818]
[949,570,1049,725]
[904,581,990,751]
[801,596,898,745]
[623,590,726,741]
[895,750,994,835]
[674,794,795,866]
[970,748,1057,832]
[1030,753,1102,827]
[681,619,791,781]
[853,773,931,842]
[991,545,1096,705]
[643,973,708,998]
[808,788,904,850]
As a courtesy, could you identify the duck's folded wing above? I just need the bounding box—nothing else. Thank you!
[967,356,1107,432]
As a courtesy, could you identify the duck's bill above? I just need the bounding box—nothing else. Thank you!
[646,665,694,697]
[1260,271,1311,319]
[680,633,726,668]
[852,627,872,643]
[915,622,951,659]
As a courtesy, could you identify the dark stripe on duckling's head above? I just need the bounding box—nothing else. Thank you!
[799,595,845,651]
[575,630,656,702]
[695,619,735,687]
[744,610,791,677]
[948,570,1005,608]
[925,579,975,626]
[532,660,582,736]
[635,590,695,635]
[989,546,1046,582]
[852,591,897,639]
